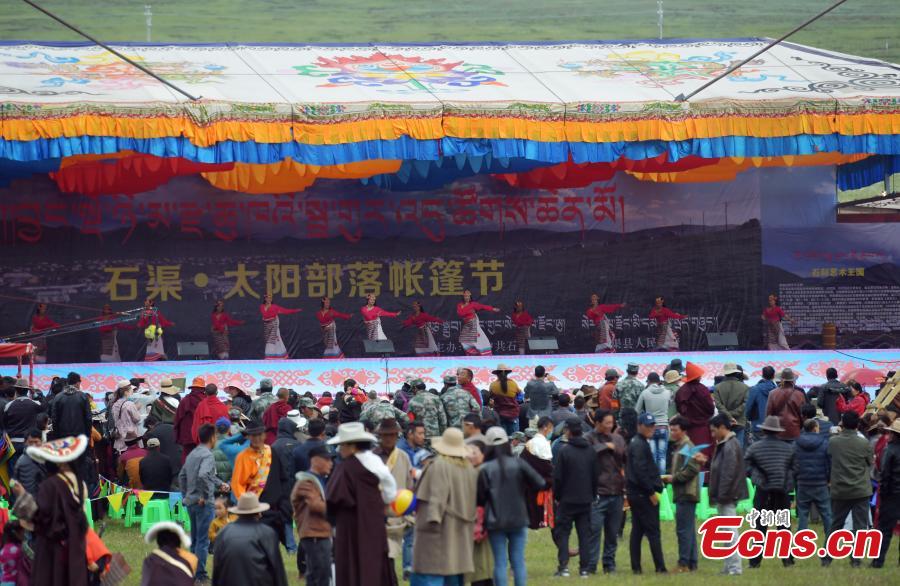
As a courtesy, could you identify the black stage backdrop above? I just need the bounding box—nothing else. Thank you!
[3,165,872,362]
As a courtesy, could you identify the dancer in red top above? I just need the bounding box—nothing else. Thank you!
[584,293,626,353]
[511,300,534,355]
[316,297,352,358]
[649,296,686,352]
[260,293,301,359]
[137,298,175,361]
[402,301,443,356]
[761,294,793,351]
[98,304,133,362]
[210,299,244,359]
[29,303,59,363]
[457,289,499,356]
[360,293,400,341]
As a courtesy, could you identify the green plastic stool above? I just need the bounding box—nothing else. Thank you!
[658,489,675,521]
[84,499,94,530]
[697,487,717,520]
[736,479,754,514]
[140,500,173,534]
[172,499,191,531]
[124,494,142,528]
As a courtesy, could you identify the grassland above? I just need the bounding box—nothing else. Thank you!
[97,513,896,585]
[1,1,898,63]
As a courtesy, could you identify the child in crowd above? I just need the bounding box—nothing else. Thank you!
[0,520,27,586]
[208,496,236,548]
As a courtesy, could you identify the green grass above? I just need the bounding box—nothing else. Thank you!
[98,514,898,585]
[1,1,898,63]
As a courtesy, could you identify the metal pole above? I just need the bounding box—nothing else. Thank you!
[675,0,850,102]
[657,1,664,40]
[144,5,152,43]
[20,0,199,101]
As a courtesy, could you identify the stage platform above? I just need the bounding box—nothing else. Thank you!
[10,349,900,400]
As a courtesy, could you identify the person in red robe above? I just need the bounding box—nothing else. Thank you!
[174,377,207,459]
[584,294,625,353]
[260,294,301,359]
[137,298,175,361]
[316,297,352,358]
[263,388,294,445]
[511,300,534,355]
[674,362,715,463]
[361,294,400,341]
[211,299,244,359]
[326,423,397,586]
[649,297,686,352]
[192,383,230,444]
[30,302,59,363]
[402,301,443,356]
[457,290,499,356]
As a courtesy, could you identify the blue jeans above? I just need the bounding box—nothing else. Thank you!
[650,427,669,475]
[797,484,832,533]
[402,525,415,572]
[285,521,297,553]
[734,428,746,449]
[499,418,519,436]
[586,495,623,572]
[675,501,698,569]
[410,575,464,586]
[488,528,528,586]
[187,502,215,579]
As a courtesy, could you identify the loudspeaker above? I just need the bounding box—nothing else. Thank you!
[177,341,209,358]
[706,332,739,350]
[363,339,395,354]
[527,337,559,352]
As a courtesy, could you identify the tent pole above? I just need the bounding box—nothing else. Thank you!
[675,0,849,102]
[20,0,200,101]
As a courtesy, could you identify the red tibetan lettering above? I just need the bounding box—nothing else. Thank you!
[75,198,103,239]
[335,199,362,243]
[272,195,297,225]
[110,195,137,244]
[211,200,238,241]
[419,198,445,242]
[179,200,204,237]
[304,199,329,238]
[363,199,387,227]
[449,187,477,225]
[535,195,559,223]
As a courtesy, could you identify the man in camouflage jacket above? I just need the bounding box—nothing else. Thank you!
[406,379,447,439]
[440,375,480,429]
[614,363,645,438]
[360,397,407,429]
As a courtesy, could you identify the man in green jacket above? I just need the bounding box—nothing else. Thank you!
[826,410,874,567]
[663,415,705,573]
[713,363,749,446]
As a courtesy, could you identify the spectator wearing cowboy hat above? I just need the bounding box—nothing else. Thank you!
[326,422,397,586]
[412,426,478,585]
[149,378,181,425]
[490,364,521,436]
[213,493,288,586]
[744,416,796,568]
[4,378,41,470]
[765,368,807,441]
[374,418,414,582]
[141,521,197,586]
[714,363,750,447]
